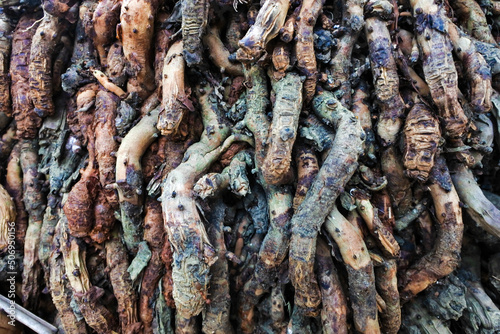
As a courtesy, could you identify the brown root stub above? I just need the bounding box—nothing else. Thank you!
[90,189,115,244]
[400,156,463,302]
[261,72,303,185]
[354,190,400,258]
[381,146,413,218]
[106,42,128,88]
[140,197,165,333]
[236,0,290,63]
[293,144,319,210]
[289,90,364,316]
[403,101,441,182]
[63,139,99,238]
[43,0,80,23]
[52,34,72,95]
[272,42,290,81]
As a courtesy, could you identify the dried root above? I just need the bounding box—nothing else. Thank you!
[295,0,325,102]
[161,83,240,319]
[29,12,64,118]
[381,146,413,218]
[203,21,243,76]
[48,220,87,334]
[6,143,27,248]
[293,144,319,210]
[61,216,119,333]
[411,0,468,141]
[21,139,46,308]
[365,1,405,146]
[400,156,463,301]
[91,0,121,66]
[236,0,289,63]
[118,0,157,98]
[0,183,15,252]
[140,197,165,333]
[374,257,400,334]
[354,190,400,258]
[0,12,13,118]
[115,107,160,253]
[202,198,234,334]
[451,164,500,239]
[106,228,141,333]
[94,90,120,209]
[181,0,209,66]
[237,66,294,333]
[93,69,127,98]
[316,238,348,334]
[157,40,193,137]
[10,13,42,139]
[450,0,496,44]
[324,205,379,333]
[289,91,364,315]
[327,0,366,105]
[261,72,303,185]
[106,41,127,88]
[448,21,492,114]
[352,80,376,160]
[43,0,80,22]
[63,137,99,238]
[194,150,252,199]
[2,1,500,332]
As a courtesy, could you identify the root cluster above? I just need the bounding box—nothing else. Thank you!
[0,0,500,332]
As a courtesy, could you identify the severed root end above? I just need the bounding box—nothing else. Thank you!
[403,102,441,182]
[194,173,229,199]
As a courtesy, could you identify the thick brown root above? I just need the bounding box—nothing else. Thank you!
[400,156,463,301]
